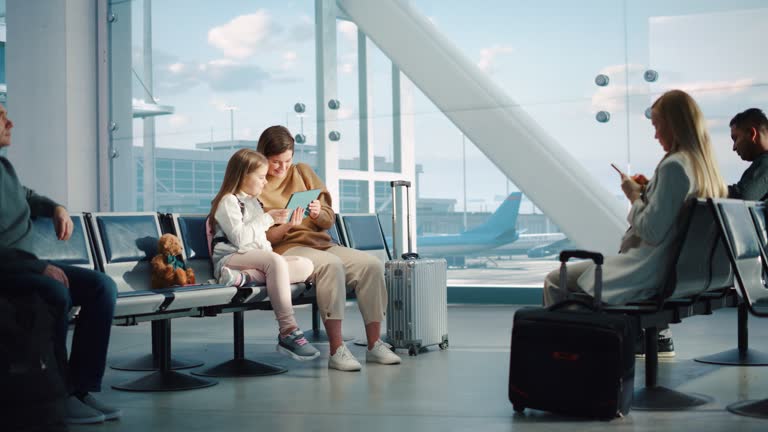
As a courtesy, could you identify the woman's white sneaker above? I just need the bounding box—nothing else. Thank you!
[366,340,401,365]
[328,344,362,371]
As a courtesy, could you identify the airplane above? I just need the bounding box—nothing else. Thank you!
[414,192,523,257]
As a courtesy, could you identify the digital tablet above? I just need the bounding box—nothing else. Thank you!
[285,189,322,216]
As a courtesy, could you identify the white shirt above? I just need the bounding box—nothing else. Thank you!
[211,192,274,277]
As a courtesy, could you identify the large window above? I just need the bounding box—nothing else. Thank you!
[111,0,316,214]
[109,1,768,288]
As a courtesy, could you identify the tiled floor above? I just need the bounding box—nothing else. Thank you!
[70,304,768,431]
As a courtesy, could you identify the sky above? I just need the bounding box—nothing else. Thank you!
[124,0,768,214]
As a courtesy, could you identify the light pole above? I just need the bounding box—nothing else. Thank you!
[224,105,238,144]
[462,134,467,232]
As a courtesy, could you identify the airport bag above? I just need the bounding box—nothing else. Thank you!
[508,250,636,419]
[384,180,449,356]
[0,289,67,430]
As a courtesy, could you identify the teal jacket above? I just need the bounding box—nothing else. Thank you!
[0,157,61,275]
[729,152,768,201]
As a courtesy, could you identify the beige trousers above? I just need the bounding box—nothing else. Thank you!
[224,251,314,332]
[542,261,592,306]
[284,245,387,325]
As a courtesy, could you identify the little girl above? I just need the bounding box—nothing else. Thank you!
[208,148,319,361]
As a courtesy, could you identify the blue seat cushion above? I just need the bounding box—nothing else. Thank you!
[28,216,91,266]
[97,215,159,263]
[342,215,386,251]
[176,216,209,260]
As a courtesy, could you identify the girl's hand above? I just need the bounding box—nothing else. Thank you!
[286,207,305,226]
[267,209,289,224]
[308,200,321,219]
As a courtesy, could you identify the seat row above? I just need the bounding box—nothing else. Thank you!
[27,211,390,391]
[572,198,768,415]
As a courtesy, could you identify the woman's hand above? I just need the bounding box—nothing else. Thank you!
[621,174,643,203]
[267,208,290,224]
[308,200,321,219]
[631,174,649,186]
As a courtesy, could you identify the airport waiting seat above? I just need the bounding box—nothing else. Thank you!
[28,215,96,270]
[599,198,735,410]
[87,212,237,391]
[340,214,391,263]
[710,199,768,418]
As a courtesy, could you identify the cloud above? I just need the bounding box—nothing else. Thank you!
[208,11,278,59]
[154,54,272,94]
[289,15,314,42]
[666,78,755,96]
[338,20,357,42]
[338,107,354,120]
[167,114,190,129]
[281,51,298,71]
[478,44,514,73]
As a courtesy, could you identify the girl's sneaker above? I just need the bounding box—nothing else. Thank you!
[219,267,243,287]
[277,330,321,361]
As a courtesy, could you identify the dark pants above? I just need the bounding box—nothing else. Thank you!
[3,263,117,393]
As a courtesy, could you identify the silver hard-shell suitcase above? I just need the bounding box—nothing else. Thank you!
[385,180,449,356]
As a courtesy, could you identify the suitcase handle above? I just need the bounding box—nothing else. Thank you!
[558,250,604,308]
[559,250,604,265]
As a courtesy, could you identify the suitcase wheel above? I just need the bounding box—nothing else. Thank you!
[439,340,449,350]
[408,345,418,356]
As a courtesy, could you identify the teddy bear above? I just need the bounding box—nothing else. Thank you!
[150,233,196,289]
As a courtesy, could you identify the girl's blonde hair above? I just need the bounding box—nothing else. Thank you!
[208,149,267,233]
[652,89,727,198]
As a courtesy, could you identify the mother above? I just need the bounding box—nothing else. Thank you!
[257,125,401,371]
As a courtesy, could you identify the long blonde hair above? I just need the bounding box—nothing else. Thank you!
[651,90,727,198]
[208,149,267,233]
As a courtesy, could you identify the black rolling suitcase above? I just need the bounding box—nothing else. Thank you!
[508,250,636,419]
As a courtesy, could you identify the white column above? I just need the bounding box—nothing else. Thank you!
[109,0,136,211]
[6,0,99,211]
[314,0,340,211]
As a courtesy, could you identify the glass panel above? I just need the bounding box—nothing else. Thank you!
[368,39,395,172]
[407,1,625,284]
[337,20,361,170]
[114,1,316,212]
[374,180,393,256]
[626,1,768,190]
[339,180,368,213]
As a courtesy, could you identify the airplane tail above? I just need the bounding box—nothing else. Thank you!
[463,192,522,242]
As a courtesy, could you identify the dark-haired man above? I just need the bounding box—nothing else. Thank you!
[728,108,768,201]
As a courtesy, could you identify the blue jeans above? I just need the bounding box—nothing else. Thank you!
[3,263,117,393]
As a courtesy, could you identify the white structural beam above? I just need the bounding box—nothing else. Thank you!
[337,0,628,254]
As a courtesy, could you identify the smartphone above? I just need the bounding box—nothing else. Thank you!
[610,163,625,176]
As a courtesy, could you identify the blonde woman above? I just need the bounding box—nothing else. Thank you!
[542,90,727,354]
[209,149,319,361]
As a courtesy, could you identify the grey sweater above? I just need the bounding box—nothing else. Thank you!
[728,152,768,201]
[0,157,61,275]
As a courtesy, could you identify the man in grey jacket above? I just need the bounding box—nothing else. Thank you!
[0,104,120,425]
[729,108,768,201]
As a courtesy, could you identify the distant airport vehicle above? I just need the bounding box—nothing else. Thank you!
[526,237,575,258]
